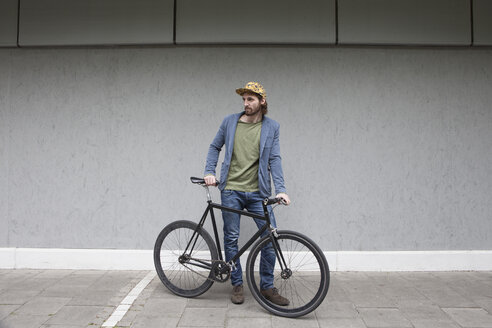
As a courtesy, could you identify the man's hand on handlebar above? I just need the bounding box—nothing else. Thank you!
[204,175,217,186]
[276,193,291,205]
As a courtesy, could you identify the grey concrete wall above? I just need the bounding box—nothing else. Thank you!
[176,0,336,44]
[0,53,10,246]
[0,47,491,251]
[338,0,471,45]
[1,0,487,47]
[473,0,492,45]
[0,0,18,47]
[19,0,174,46]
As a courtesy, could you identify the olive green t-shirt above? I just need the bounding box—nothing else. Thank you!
[225,120,262,192]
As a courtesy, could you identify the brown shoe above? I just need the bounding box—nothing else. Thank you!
[261,287,290,306]
[231,285,244,304]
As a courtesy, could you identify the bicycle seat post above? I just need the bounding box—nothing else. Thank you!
[203,185,212,203]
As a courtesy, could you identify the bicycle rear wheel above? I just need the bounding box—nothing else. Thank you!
[154,220,218,298]
[246,230,330,317]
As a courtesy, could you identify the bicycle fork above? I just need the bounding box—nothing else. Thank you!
[260,199,292,279]
[268,227,292,279]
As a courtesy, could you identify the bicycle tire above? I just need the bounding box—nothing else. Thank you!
[154,220,218,298]
[246,230,330,318]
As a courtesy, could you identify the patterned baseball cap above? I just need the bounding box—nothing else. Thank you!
[235,81,266,99]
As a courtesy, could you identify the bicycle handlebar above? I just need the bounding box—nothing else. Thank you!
[264,197,287,206]
[191,177,285,206]
[190,176,220,186]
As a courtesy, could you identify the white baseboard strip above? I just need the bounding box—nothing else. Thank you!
[1,248,491,271]
[0,248,154,270]
[326,250,492,271]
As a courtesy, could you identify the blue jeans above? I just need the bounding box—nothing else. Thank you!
[221,190,277,290]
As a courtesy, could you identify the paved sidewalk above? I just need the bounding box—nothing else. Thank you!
[1,270,492,328]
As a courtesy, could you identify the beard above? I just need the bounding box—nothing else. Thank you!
[244,105,261,116]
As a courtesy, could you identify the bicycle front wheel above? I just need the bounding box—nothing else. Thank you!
[154,220,218,298]
[246,230,330,318]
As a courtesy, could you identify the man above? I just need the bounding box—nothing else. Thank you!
[204,81,291,305]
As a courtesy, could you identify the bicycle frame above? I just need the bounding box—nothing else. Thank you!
[183,187,288,277]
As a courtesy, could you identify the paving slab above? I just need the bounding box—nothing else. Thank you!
[358,308,413,328]
[415,286,477,308]
[39,284,90,297]
[3,277,59,292]
[475,296,492,313]
[150,284,179,299]
[370,274,428,304]
[0,290,41,305]
[131,316,181,328]
[71,270,108,275]
[14,296,71,316]
[88,273,137,292]
[140,297,188,318]
[399,272,446,289]
[92,306,117,326]
[43,305,107,326]
[341,286,396,308]
[226,298,270,318]
[0,304,21,320]
[272,313,318,328]
[0,313,51,328]
[411,319,462,328]
[117,308,141,327]
[468,271,492,284]
[439,273,492,299]
[56,273,104,287]
[40,325,86,328]
[315,300,359,318]
[442,308,492,328]
[187,293,231,309]
[334,272,370,283]
[33,270,74,278]
[337,273,398,308]
[317,317,367,328]
[0,275,30,290]
[225,317,272,328]
[67,289,122,306]
[398,300,452,321]
[178,307,227,327]
[1,270,43,278]
[324,281,352,302]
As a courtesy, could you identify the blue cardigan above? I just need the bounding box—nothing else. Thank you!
[204,112,287,198]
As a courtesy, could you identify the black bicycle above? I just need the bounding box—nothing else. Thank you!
[153,177,330,318]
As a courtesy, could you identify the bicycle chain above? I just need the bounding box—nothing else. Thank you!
[180,258,230,283]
